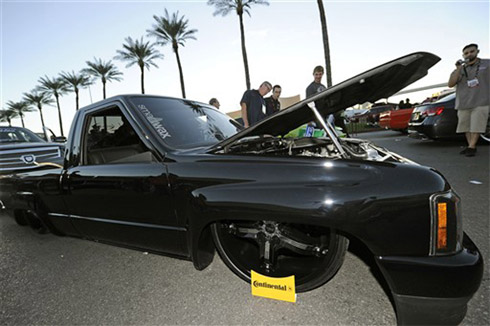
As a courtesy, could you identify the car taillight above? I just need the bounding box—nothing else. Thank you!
[429,190,463,256]
[426,106,444,116]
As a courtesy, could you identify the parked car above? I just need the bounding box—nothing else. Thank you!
[0,126,64,175]
[379,107,414,133]
[408,93,461,139]
[359,104,396,125]
[0,53,482,325]
[344,108,368,123]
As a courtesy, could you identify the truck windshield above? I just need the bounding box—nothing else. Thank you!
[0,127,45,143]
[129,97,242,149]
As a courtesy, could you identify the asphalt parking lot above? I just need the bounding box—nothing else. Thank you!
[0,130,488,326]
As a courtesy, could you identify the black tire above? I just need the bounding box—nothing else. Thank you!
[480,132,490,143]
[25,211,48,234]
[13,210,28,226]
[480,116,490,143]
[211,220,348,293]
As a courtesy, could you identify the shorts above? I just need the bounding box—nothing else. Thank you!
[456,105,489,133]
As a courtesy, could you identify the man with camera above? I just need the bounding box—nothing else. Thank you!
[448,43,489,157]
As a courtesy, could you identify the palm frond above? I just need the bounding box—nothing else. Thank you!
[147,10,198,51]
[6,100,34,117]
[37,75,70,97]
[114,36,163,70]
[0,109,19,123]
[60,71,93,90]
[23,90,55,108]
[207,0,238,16]
[83,58,123,82]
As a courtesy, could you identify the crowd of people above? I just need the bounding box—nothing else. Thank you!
[208,64,349,134]
[206,42,488,158]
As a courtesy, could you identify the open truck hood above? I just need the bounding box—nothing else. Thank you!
[217,52,440,149]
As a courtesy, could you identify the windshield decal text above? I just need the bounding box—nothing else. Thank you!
[138,104,171,140]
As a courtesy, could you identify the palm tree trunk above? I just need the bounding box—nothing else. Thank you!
[19,113,25,128]
[239,13,251,91]
[7,118,12,127]
[317,0,332,87]
[102,78,107,99]
[140,64,145,94]
[174,47,186,98]
[38,105,46,131]
[75,88,80,111]
[55,95,64,136]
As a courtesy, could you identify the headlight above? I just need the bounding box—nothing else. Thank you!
[429,190,463,256]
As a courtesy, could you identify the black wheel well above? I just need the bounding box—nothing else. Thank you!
[191,218,377,272]
[14,198,64,235]
[191,221,216,270]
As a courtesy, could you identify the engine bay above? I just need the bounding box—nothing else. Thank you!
[220,135,416,164]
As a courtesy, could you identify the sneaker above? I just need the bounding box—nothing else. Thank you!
[460,147,469,155]
[465,148,477,157]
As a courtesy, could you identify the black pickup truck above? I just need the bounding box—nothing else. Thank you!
[0,53,482,325]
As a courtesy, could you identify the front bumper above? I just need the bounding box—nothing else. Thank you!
[376,233,483,325]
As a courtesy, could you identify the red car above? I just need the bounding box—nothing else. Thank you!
[379,107,414,132]
[358,104,396,126]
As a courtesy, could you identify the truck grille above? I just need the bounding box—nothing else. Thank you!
[0,146,62,172]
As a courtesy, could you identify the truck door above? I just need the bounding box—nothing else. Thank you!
[63,104,187,256]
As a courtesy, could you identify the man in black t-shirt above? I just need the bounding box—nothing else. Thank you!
[240,81,272,128]
[265,85,282,116]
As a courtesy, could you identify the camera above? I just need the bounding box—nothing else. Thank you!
[456,58,470,66]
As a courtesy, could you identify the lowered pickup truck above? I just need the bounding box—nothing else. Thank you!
[0,52,482,325]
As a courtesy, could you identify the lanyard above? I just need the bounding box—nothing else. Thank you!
[463,59,481,79]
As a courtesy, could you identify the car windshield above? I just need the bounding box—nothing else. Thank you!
[0,127,45,143]
[434,92,455,103]
[129,97,242,149]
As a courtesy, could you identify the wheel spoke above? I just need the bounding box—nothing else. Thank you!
[277,225,329,256]
[227,223,260,240]
[258,235,277,272]
[279,224,321,245]
[276,233,320,255]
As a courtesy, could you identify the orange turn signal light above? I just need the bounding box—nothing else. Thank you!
[437,203,447,250]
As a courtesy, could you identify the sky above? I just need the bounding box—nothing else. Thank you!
[1,0,489,136]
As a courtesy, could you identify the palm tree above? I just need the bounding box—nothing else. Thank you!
[147,9,197,98]
[114,36,164,94]
[23,91,54,132]
[316,0,332,87]
[37,76,69,136]
[6,101,33,128]
[0,109,19,127]
[84,58,123,99]
[60,70,93,111]
[207,0,269,90]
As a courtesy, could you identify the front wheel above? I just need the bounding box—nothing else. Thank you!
[211,220,348,293]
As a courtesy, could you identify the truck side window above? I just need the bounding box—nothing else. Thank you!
[83,107,154,165]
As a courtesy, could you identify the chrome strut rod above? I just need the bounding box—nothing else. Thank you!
[307,101,348,158]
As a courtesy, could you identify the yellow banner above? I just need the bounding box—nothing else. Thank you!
[251,270,296,303]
